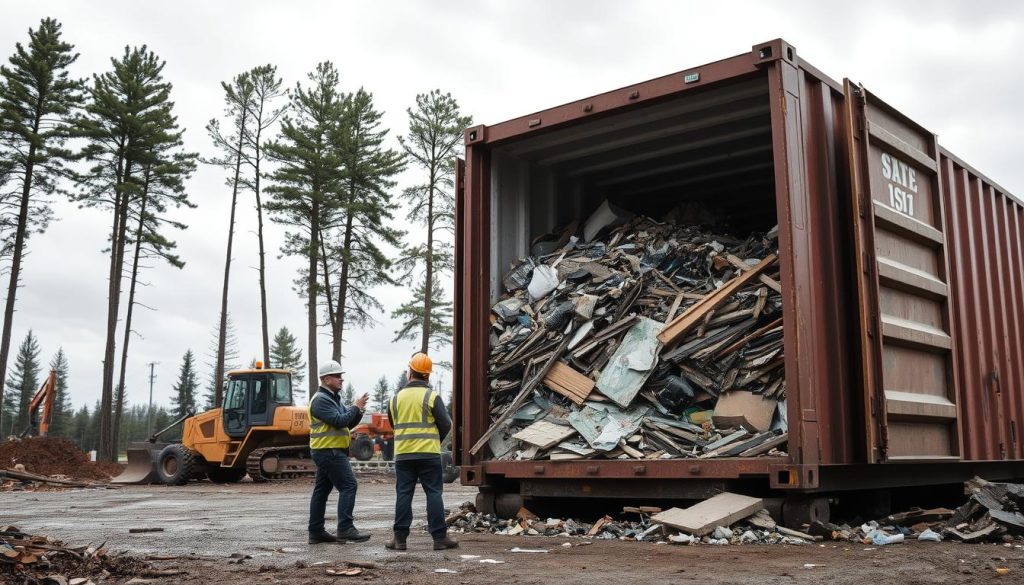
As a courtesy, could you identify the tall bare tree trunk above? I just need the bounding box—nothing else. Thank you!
[100,156,132,461]
[214,124,247,408]
[254,158,270,366]
[114,174,149,446]
[333,194,355,363]
[0,107,41,437]
[307,200,320,398]
[421,165,436,354]
[252,112,271,366]
[319,233,337,338]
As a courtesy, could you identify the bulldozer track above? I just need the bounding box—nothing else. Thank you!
[246,446,317,482]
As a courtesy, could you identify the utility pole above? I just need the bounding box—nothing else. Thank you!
[146,362,158,437]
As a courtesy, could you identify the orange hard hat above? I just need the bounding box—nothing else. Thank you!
[409,352,433,374]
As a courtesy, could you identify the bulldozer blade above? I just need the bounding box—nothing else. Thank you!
[111,445,162,484]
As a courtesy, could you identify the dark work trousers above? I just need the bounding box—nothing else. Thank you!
[393,457,446,539]
[308,449,358,534]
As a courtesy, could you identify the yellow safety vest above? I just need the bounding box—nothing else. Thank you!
[390,385,441,456]
[308,391,351,450]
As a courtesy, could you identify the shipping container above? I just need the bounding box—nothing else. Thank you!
[453,39,1024,521]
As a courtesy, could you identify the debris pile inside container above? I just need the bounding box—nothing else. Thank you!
[481,200,787,461]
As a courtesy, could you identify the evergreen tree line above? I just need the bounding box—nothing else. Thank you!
[0,18,470,459]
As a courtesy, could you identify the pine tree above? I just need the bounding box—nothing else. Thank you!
[265,62,346,399]
[324,88,406,361]
[170,350,198,419]
[392,275,454,353]
[1,330,40,435]
[48,348,71,437]
[206,72,255,408]
[0,19,83,424]
[395,90,471,353]
[241,65,287,366]
[69,403,90,450]
[371,375,390,413]
[342,382,355,404]
[75,46,182,461]
[269,326,305,398]
[85,399,102,454]
[394,370,408,393]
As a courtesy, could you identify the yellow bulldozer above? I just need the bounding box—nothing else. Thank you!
[114,365,316,485]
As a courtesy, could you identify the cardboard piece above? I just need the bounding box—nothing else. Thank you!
[512,420,577,449]
[712,391,778,432]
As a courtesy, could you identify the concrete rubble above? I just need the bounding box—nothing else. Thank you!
[481,201,788,461]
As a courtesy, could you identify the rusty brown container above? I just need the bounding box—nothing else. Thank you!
[453,39,1024,508]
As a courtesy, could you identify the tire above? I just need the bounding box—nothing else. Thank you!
[206,466,248,483]
[156,444,197,486]
[351,436,374,461]
[441,450,459,484]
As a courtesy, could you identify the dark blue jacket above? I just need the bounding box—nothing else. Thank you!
[310,387,363,450]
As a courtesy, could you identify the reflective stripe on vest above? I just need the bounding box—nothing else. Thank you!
[308,392,351,449]
[391,385,440,455]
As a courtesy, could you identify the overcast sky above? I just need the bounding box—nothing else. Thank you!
[1,0,1021,413]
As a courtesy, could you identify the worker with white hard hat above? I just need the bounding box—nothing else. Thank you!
[307,359,370,544]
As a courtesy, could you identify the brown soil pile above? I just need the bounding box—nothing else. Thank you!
[0,437,120,480]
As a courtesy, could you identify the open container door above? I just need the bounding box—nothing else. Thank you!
[843,81,961,462]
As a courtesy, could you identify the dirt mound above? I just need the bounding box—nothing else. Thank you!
[0,437,119,480]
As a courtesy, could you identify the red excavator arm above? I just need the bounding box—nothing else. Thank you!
[20,369,57,437]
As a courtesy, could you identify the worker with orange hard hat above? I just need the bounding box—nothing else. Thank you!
[384,352,458,551]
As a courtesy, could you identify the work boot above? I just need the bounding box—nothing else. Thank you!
[336,527,371,543]
[384,534,407,551]
[433,535,459,550]
[308,531,338,544]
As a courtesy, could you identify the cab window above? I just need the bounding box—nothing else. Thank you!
[271,373,292,403]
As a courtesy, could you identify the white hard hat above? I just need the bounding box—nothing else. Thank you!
[318,360,344,378]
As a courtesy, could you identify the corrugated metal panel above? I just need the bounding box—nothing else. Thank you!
[786,61,858,466]
[942,150,1024,461]
[844,84,960,461]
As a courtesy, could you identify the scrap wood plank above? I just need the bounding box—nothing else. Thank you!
[658,254,777,346]
[0,468,93,487]
[471,332,574,456]
[543,361,594,406]
[652,492,764,536]
[588,515,613,536]
[726,254,783,293]
[513,420,577,449]
[738,432,788,456]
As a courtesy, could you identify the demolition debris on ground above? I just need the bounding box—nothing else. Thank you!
[444,478,1024,547]
[481,200,787,462]
[0,526,162,585]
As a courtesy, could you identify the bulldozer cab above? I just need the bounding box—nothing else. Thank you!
[222,369,293,439]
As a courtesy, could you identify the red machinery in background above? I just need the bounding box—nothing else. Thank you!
[350,411,394,461]
[20,369,57,437]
